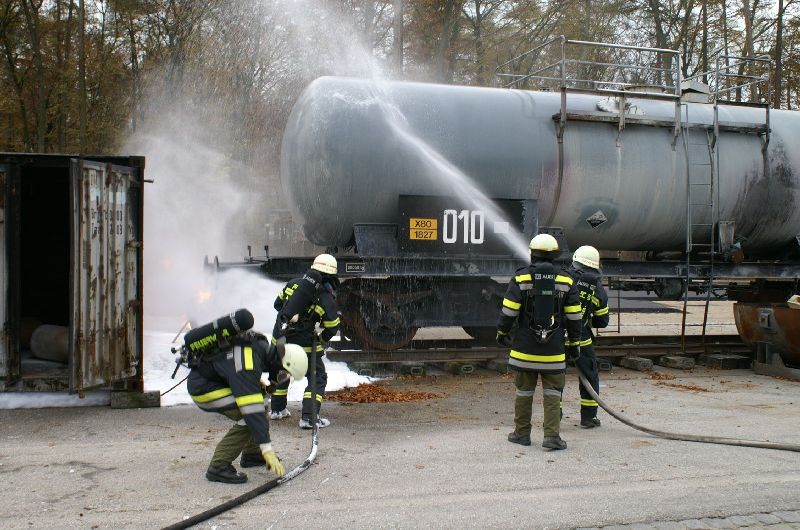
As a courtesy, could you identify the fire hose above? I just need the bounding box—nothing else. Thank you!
[161,334,321,530]
[577,370,800,453]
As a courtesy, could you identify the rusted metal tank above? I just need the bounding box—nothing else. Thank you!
[281,76,800,257]
[734,303,800,367]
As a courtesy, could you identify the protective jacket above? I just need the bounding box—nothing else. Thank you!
[271,273,340,352]
[187,334,281,445]
[497,261,583,373]
[563,264,610,347]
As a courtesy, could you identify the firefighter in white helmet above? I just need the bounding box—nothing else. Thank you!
[496,234,582,450]
[269,254,341,429]
[186,318,308,484]
[563,245,610,428]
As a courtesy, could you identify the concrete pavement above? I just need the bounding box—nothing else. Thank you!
[0,364,798,529]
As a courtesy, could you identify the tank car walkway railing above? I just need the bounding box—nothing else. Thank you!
[496,37,684,231]
[495,37,683,143]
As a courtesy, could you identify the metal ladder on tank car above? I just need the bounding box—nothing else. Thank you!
[679,108,717,351]
[680,55,772,352]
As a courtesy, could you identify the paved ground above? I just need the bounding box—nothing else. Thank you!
[1,363,798,529]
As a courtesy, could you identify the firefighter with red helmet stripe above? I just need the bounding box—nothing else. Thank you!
[497,234,583,450]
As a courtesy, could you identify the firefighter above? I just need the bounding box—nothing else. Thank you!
[563,245,610,428]
[187,328,308,484]
[497,234,582,450]
[269,253,341,429]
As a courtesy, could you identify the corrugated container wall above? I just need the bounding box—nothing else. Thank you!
[0,154,144,393]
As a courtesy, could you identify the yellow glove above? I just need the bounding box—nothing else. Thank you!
[260,443,285,477]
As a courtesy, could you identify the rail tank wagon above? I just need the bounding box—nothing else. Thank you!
[255,57,800,371]
[282,77,800,256]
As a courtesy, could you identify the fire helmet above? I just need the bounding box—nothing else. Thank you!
[573,245,600,270]
[281,343,308,380]
[529,233,560,260]
[310,253,337,275]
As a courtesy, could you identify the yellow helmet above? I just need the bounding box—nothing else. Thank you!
[310,253,337,275]
[573,245,600,270]
[529,233,559,260]
[281,343,308,380]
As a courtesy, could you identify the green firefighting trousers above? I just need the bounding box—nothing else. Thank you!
[513,371,565,437]
[209,409,262,467]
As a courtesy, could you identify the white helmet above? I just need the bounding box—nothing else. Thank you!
[573,245,600,270]
[529,233,559,259]
[281,343,308,380]
[310,253,337,275]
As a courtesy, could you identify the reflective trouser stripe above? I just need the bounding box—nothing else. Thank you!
[515,389,535,397]
[594,306,609,316]
[324,317,340,327]
[565,312,582,320]
[303,392,324,403]
[581,398,598,407]
[272,388,288,397]
[502,307,519,317]
[543,388,562,397]
[578,338,592,346]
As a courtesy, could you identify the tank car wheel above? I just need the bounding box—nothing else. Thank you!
[347,309,418,351]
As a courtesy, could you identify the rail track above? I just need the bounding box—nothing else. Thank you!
[326,334,752,365]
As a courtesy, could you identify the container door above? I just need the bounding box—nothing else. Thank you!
[70,159,142,393]
[1,164,20,384]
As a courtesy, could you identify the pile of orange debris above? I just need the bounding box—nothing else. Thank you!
[655,381,710,392]
[649,372,676,381]
[327,382,442,403]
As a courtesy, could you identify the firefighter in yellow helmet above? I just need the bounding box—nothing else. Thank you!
[269,254,341,429]
[563,245,610,428]
[496,234,582,450]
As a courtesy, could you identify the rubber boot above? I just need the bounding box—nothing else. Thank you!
[580,417,601,429]
[206,464,247,484]
[507,431,532,446]
[542,436,567,450]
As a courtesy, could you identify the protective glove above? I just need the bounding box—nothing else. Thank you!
[260,379,277,396]
[566,345,580,362]
[260,443,285,477]
[496,332,512,347]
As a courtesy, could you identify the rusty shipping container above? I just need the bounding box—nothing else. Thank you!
[0,153,144,394]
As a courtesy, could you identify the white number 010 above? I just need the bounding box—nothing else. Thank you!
[442,209,484,244]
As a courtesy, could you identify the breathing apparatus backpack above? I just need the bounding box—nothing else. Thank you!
[277,270,323,333]
[171,309,255,378]
[524,261,562,344]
